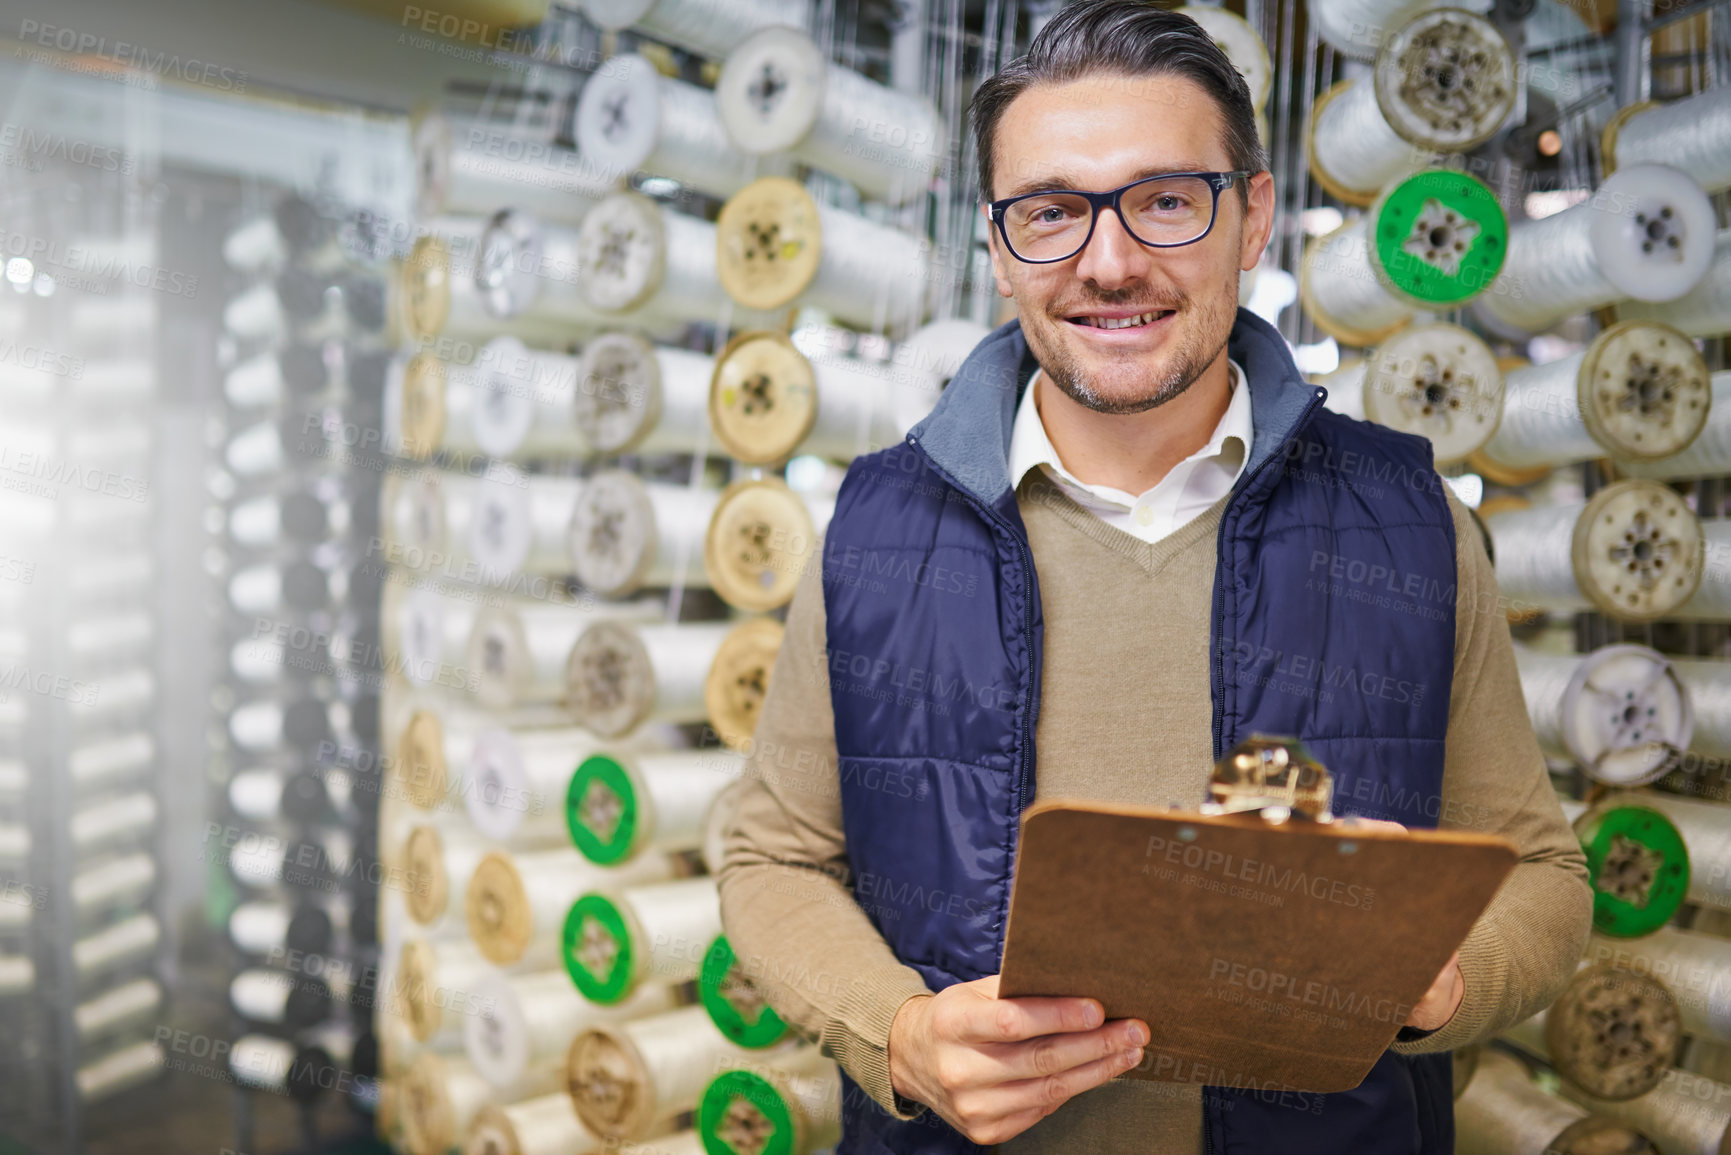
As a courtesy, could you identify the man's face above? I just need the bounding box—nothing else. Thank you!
[984,72,1274,414]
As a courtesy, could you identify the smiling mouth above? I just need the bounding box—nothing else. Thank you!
[1066,309,1175,330]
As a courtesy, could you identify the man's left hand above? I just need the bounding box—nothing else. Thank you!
[1404,949,1463,1032]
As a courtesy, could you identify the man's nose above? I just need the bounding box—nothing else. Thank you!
[1073,204,1153,289]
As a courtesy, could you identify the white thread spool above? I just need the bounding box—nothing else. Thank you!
[1672,521,1731,620]
[568,471,720,597]
[574,56,760,198]
[1308,0,1491,60]
[468,209,647,338]
[229,899,336,957]
[1318,323,1502,464]
[1670,661,1731,762]
[710,331,903,465]
[704,617,784,752]
[403,1053,507,1154]
[716,177,931,333]
[1585,928,1731,1045]
[892,317,993,422]
[225,215,288,272]
[573,332,714,456]
[1602,791,1731,913]
[1561,1067,1731,1152]
[77,1040,164,1104]
[566,622,735,737]
[0,953,30,996]
[230,829,353,892]
[381,468,476,575]
[224,280,287,342]
[1604,87,1731,195]
[76,977,163,1043]
[225,419,285,479]
[1483,322,1710,469]
[1177,6,1271,110]
[464,1093,599,1155]
[413,111,616,226]
[465,468,584,584]
[0,824,26,862]
[1620,229,1731,338]
[1485,480,1703,622]
[230,967,333,1030]
[705,478,832,612]
[1512,643,1691,787]
[716,27,943,206]
[225,351,287,409]
[466,597,664,709]
[0,759,20,804]
[402,823,489,933]
[1453,1048,1643,1154]
[398,216,585,347]
[1482,166,1718,335]
[70,611,154,670]
[620,1133,707,1155]
[464,727,633,845]
[1300,219,1413,347]
[578,0,809,59]
[464,847,676,967]
[70,731,153,789]
[464,970,677,1088]
[567,749,747,865]
[564,878,720,1003]
[439,337,586,461]
[74,667,154,725]
[226,696,340,754]
[73,912,159,979]
[565,1004,777,1140]
[393,939,497,1050]
[73,853,157,918]
[70,792,156,851]
[385,583,478,690]
[394,706,491,811]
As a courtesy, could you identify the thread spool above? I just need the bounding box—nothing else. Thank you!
[225,215,288,272]
[70,731,154,788]
[1561,1066,1731,1154]
[229,899,336,958]
[566,1004,771,1140]
[403,824,489,930]
[386,584,478,691]
[697,1056,842,1155]
[464,847,676,967]
[381,468,474,570]
[1583,928,1731,1055]
[573,332,713,456]
[1176,6,1271,111]
[229,828,352,893]
[394,939,497,1050]
[464,969,678,1088]
[716,177,931,332]
[466,468,584,585]
[1603,87,1731,195]
[1321,323,1502,464]
[1544,962,1681,1101]
[1620,229,1731,339]
[1481,165,1717,336]
[1673,521,1731,620]
[73,912,159,979]
[77,1040,165,1104]
[402,1053,521,1155]
[1300,170,1508,347]
[699,935,789,1049]
[72,853,157,918]
[227,767,341,824]
[1484,480,1703,622]
[566,749,746,865]
[564,877,719,1003]
[709,330,904,465]
[1483,323,1710,471]
[1596,791,1731,919]
[229,559,331,616]
[566,622,735,737]
[568,471,720,597]
[468,598,663,710]
[572,193,779,328]
[464,1093,597,1155]
[227,695,338,754]
[398,217,585,347]
[705,478,831,612]
[76,978,163,1043]
[578,0,810,59]
[465,728,634,845]
[1454,1047,1658,1153]
[70,791,157,851]
[1513,643,1692,787]
[620,1133,705,1155]
[716,28,942,206]
[1569,797,1691,939]
[574,55,759,198]
[1308,0,1491,60]
[413,111,616,226]
[0,954,31,996]
[405,337,587,462]
[471,209,650,338]
[1669,660,1731,763]
[1620,373,1731,479]
[394,707,485,811]
[703,617,783,751]
[230,968,333,1030]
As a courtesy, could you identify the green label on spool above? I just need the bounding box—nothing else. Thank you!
[567,753,638,864]
[700,935,789,1049]
[698,1068,796,1155]
[1371,170,1507,308]
[1577,804,1689,938]
[563,893,634,1004]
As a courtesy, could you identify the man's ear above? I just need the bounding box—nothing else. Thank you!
[983,203,1015,298]
[1241,172,1276,272]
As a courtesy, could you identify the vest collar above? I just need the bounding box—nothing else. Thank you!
[908,306,1321,509]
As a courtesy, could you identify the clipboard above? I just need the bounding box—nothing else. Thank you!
[996,798,1517,1093]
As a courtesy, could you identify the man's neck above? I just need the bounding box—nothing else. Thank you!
[1034,350,1234,495]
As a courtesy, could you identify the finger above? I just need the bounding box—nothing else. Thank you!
[952,992,1106,1044]
[993,1044,1147,1115]
[1341,816,1406,834]
[983,1018,1152,1082]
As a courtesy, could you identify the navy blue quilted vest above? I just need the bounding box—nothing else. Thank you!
[822,309,1458,1155]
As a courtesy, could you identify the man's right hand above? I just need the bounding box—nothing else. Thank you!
[887,974,1150,1145]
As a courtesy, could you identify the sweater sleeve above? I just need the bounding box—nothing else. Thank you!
[1390,489,1593,1056]
[716,541,935,1115]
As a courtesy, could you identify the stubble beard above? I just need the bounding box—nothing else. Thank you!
[1030,274,1240,415]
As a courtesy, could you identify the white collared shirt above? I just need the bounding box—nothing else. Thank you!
[1008,358,1253,545]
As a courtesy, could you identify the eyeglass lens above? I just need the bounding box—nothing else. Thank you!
[1003,175,1217,261]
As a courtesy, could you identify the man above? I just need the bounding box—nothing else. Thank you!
[718,2,1592,1151]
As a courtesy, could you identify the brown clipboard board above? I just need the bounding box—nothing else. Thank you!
[997,800,1518,1094]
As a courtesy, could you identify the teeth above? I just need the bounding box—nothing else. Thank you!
[1086,311,1160,329]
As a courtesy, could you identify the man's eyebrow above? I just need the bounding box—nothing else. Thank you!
[997,163,1217,201]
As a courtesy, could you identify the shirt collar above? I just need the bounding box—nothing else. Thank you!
[1007,357,1253,497]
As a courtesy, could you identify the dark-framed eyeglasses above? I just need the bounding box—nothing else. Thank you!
[986,170,1252,264]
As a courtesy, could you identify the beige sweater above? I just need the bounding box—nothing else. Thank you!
[717,470,1592,1152]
